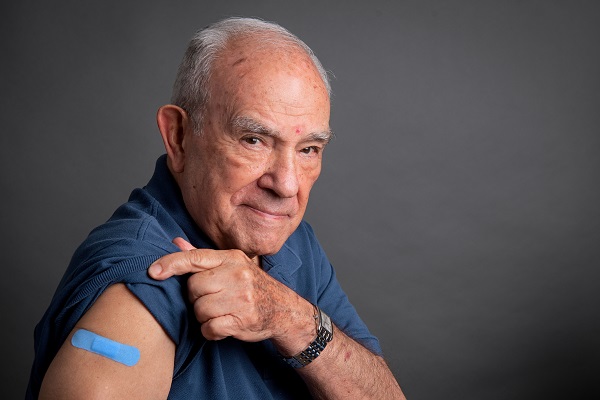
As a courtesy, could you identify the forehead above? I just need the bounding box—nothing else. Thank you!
[207,37,330,128]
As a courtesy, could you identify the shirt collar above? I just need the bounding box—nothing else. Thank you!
[144,155,215,249]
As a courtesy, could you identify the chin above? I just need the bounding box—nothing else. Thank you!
[236,234,288,257]
[228,221,296,256]
[242,242,284,257]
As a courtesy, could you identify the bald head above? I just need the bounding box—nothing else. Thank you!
[170,17,331,133]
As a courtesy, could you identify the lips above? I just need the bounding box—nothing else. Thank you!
[242,203,295,218]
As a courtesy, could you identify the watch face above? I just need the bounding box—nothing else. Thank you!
[321,310,333,336]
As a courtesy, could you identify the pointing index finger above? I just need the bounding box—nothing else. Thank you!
[148,246,228,281]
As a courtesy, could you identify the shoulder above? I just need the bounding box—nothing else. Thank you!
[78,188,184,259]
[63,187,185,289]
[284,223,384,355]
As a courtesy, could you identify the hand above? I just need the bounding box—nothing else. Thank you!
[148,238,316,355]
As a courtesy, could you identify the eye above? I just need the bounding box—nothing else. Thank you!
[242,136,261,145]
[300,146,321,155]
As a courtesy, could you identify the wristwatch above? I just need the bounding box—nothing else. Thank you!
[282,306,334,368]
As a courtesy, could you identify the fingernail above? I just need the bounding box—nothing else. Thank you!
[148,263,163,276]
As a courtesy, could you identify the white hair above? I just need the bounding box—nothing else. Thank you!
[170,17,332,133]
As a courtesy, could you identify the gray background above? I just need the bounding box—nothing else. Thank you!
[3,1,599,399]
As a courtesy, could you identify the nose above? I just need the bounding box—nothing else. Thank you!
[257,149,299,198]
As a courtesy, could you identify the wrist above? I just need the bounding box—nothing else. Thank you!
[281,305,334,368]
[273,300,317,356]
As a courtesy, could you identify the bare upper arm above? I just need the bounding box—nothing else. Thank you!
[40,283,176,399]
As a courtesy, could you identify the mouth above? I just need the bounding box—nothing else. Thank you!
[243,204,291,219]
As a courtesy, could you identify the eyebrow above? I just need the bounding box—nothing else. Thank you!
[231,115,334,144]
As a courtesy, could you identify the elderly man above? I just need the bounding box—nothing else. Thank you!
[28,17,406,399]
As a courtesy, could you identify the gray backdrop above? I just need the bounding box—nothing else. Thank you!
[3,1,599,399]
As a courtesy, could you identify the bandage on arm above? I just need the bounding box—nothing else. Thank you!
[71,329,141,367]
[39,284,175,400]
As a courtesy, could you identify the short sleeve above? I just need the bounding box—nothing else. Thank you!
[316,257,383,356]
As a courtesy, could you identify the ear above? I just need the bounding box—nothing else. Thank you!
[157,105,189,173]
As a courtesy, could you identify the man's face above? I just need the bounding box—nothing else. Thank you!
[177,43,331,257]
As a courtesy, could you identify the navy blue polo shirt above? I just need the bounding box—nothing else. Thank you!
[27,155,381,399]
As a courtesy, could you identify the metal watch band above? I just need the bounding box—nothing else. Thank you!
[283,306,333,368]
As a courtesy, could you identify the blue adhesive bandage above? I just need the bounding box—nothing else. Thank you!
[71,329,140,367]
